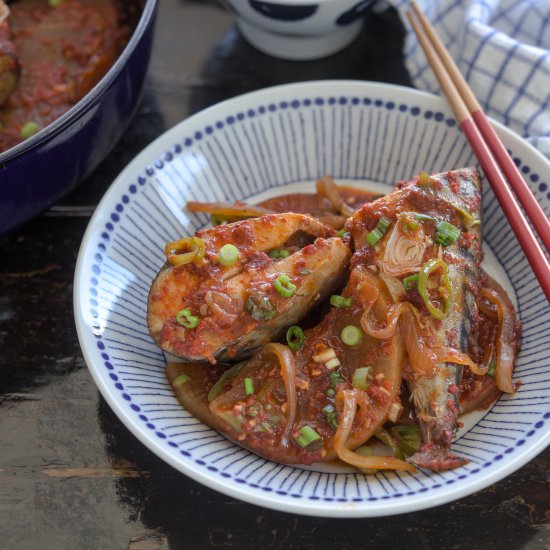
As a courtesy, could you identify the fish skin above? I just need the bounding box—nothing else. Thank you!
[148,213,350,363]
[349,168,483,470]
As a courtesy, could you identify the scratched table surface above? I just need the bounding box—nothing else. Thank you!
[1,1,548,549]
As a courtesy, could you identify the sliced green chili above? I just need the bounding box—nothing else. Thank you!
[245,294,276,320]
[286,326,304,350]
[341,325,363,346]
[418,259,452,320]
[330,294,353,308]
[322,404,339,431]
[351,367,372,391]
[402,273,419,291]
[218,243,239,266]
[366,216,391,247]
[176,308,199,328]
[172,373,191,388]
[435,220,461,246]
[293,425,323,450]
[244,377,254,395]
[273,274,296,298]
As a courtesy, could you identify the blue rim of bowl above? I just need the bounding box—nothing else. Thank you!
[0,0,158,164]
[74,81,550,516]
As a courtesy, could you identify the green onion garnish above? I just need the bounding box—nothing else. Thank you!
[351,367,372,391]
[336,229,350,238]
[326,388,335,398]
[435,220,461,246]
[366,216,391,247]
[322,404,339,431]
[293,425,323,450]
[207,362,245,402]
[402,273,419,290]
[330,295,353,308]
[274,274,296,298]
[244,377,254,395]
[219,243,240,266]
[418,259,452,320]
[20,121,40,140]
[329,371,343,388]
[172,373,191,387]
[245,294,276,320]
[341,325,363,346]
[487,359,496,378]
[176,308,199,328]
[286,326,304,350]
[268,249,290,259]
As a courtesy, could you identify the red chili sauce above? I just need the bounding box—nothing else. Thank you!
[0,0,130,153]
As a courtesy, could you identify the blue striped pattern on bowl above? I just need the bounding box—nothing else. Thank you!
[74,81,550,517]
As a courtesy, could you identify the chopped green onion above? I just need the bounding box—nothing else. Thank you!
[412,212,436,223]
[218,243,240,266]
[326,388,335,398]
[274,274,296,298]
[435,220,461,246]
[355,445,378,474]
[244,377,254,395]
[329,371,343,388]
[487,359,496,378]
[336,229,350,238]
[216,411,244,433]
[172,373,191,387]
[351,367,372,391]
[418,259,452,320]
[207,362,245,402]
[49,0,67,6]
[389,424,421,457]
[245,294,276,320]
[341,325,363,346]
[330,294,353,308]
[20,121,40,140]
[293,425,323,450]
[322,404,339,431]
[453,205,479,228]
[176,308,199,328]
[286,326,304,350]
[402,273,419,291]
[366,216,391,247]
[268,249,290,259]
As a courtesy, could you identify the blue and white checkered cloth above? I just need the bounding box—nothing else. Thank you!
[388,0,550,160]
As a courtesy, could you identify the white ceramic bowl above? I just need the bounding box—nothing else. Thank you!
[224,0,378,60]
[74,80,550,517]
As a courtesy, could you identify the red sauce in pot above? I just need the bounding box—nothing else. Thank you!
[0,0,130,152]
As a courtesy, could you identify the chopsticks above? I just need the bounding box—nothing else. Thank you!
[407,1,550,302]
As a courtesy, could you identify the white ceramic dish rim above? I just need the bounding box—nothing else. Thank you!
[74,80,550,517]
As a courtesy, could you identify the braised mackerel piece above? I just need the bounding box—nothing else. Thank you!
[148,213,350,363]
[347,168,483,470]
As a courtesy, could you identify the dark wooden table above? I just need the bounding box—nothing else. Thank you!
[1,1,548,548]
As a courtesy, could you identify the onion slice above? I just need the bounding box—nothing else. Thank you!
[382,216,426,277]
[479,287,517,393]
[333,389,416,472]
[263,343,298,447]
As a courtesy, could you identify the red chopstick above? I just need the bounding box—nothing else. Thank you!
[407,3,550,302]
